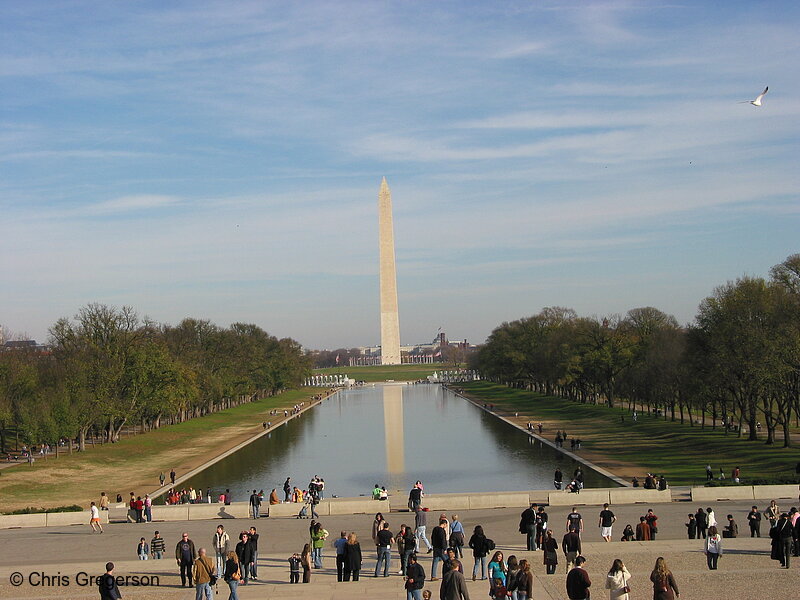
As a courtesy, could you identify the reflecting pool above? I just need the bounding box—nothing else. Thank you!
[180,383,616,501]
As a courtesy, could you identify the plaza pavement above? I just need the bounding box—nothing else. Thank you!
[0,498,797,599]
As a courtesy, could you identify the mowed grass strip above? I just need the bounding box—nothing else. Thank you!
[460,381,800,486]
[0,388,321,512]
[314,364,441,382]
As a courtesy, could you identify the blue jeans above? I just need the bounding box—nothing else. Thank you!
[227,580,239,600]
[195,582,212,600]
[138,553,148,560]
[431,549,445,578]
[375,547,391,576]
[473,555,486,579]
[407,589,422,600]
[215,554,225,577]
[251,504,259,518]
[250,551,258,577]
[312,547,322,568]
[145,506,152,522]
[402,549,414,575]
[153,551,162,560]
[415,526,432,551]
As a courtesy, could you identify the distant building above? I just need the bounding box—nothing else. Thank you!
[350,331,476,365]
[1,340,50,353]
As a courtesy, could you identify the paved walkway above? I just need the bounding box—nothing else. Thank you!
[0,498,796,599]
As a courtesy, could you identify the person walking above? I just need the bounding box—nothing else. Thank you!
[193,548,215,600]
[747,506,762,537]
[223,551,241,600]
[99,492,109,511]
[343,532,362,581]
[247,527,260,580]
[704,526,722,570]
[566,556,591,600]
[170,468,176,485]
[562,528,582,573]
[144,494,152,522]
[151,530,165,559]
[415,508,433,553]
[509,558,533,600]
[375,521,394,577]
[300,543,312,583]
[604,558,631,600]
[566,508,583,536]
[234,532,253,585]
[706,507,717,529]
[468,525,489,581]
[89,502,103,534]
[450,515,465,558]
[431,518,449,580]
[487,551,507,597]
[334,530,348,582]
[773,513,794,568]
[405,552,426,600]
[98,562,122,600]
[249,490,261,519]
[440,560,471,600]
[176,532,196,587]
[695,507,708,539]
[408,482,423,512]
[542,529,559,575]
[137,537,149,560]
[213,525,230,578]
[650,557,679,600]
[599,503,616,542]
[159,472,166,487]
[399,524,416,576]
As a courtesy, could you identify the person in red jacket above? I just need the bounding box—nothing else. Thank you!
[566,556,591,600]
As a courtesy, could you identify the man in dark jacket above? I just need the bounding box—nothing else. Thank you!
[98,562,122,600]
[405,553,425,598]
[431,519,448,580]
[519,503,539,551]
[747,506,762,537]
[561,529,581,573]
[235,532,254,583]
[175,532,196,587]
[695,507,708,539]
[440,560,470,600]
[566,556,591,600]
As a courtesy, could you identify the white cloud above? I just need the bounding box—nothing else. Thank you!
[84,195,182,215]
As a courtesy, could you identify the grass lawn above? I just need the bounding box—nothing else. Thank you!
[314,363,453,382]
[0,388,322,512]
[460,381,800,486]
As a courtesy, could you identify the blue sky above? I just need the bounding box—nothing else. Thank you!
[1,1,798,349]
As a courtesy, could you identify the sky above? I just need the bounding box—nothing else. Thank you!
[1,1,799,349]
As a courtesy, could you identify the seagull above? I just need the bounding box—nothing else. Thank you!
[740,86,768,106]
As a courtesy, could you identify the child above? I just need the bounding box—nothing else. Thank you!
[137,537,149,560]
[422,591,432,600]
[492,578,509,599]
[686,514,698,539]
[288,553,301,583]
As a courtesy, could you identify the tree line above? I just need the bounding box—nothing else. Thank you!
[474,254,800,447]
[0,304,311,452]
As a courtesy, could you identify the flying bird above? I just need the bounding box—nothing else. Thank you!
[740,86,768,106]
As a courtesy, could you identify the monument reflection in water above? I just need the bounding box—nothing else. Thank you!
[180,384,615,501]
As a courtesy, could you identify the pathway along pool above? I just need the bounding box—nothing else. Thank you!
[179,384,616,501]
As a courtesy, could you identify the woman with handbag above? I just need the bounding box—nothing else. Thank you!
[223,551,241,600]
[650,557,679,600]
[542,530,558,575]
[605,558,631,600]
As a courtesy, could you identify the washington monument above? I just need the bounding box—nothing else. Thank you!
[378,177,401,365]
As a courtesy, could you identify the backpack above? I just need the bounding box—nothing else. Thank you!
[485,538,496,552]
